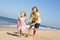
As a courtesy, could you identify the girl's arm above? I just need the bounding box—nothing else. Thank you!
[17,18,20,28]
[24,18,27,24]
[17,18,20,25]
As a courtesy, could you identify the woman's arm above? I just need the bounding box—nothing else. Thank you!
[28,16,32,22]
[31,16,40,25]
[35,12,41,23]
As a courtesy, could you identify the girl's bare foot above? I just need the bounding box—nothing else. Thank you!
[19,35,21,38]
[19,30,22,38]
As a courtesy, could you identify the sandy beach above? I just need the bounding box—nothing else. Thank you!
[0,26,60,40]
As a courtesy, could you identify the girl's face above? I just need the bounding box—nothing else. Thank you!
[21,12,25,17]
[32,8,37,13]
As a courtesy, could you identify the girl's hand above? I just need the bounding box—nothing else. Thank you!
[24,20,28,24]
[26,21,28,24]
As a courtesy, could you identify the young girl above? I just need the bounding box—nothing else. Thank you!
[17,11,26,37]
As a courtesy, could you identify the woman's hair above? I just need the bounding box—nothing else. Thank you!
[21,11,26,17]
[32,7,38,12]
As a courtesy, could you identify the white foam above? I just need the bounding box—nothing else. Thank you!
[0,25,57,30]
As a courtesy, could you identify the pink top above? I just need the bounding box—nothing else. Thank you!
[18,17,26,26]
[17,17,26,31]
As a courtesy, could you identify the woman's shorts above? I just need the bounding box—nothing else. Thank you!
[31,21,40,29]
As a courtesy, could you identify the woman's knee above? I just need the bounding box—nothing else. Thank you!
[29,25,33,29]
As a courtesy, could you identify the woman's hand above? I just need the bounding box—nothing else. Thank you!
[26,20,28,24]
[31,23,36,25]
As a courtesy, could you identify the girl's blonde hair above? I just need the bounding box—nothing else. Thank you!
[21,11,26,17]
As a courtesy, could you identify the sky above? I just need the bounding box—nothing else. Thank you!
[0,0,60,28]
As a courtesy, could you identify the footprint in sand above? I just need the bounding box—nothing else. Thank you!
[40,36,50,40]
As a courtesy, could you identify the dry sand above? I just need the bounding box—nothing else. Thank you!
[0,28,60,40]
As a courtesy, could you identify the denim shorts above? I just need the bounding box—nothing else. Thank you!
[31,21,40,28]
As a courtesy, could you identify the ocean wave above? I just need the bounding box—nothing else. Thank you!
[0,16,60,30]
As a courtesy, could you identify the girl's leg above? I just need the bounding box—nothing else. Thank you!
[19,30,22,37]
[17,26,20,34]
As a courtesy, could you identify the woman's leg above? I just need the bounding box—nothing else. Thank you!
[33,28,37,36]
[33,23,40,36]
[27,25,34,36]
[26,21,35,37]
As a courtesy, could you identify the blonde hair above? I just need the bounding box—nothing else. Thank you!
[21,11,26,17]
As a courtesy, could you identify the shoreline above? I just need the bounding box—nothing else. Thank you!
[0,24,60,30]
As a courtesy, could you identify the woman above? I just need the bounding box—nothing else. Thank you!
[27,7,41,36]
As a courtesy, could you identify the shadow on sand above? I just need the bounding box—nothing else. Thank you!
[6,32,28,37]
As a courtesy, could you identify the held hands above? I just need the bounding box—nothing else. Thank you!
[26,20,29,24]
[31,23,36,25]
[25,20,29,24]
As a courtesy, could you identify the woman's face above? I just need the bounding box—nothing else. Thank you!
[32,8,37,13]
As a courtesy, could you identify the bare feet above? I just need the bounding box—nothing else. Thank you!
[19,36,21,38]
[25,34,32,37]
[19,35,21,38]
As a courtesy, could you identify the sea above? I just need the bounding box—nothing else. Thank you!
[0,16,60,30]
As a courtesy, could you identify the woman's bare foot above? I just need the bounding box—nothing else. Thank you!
[25,34,32,37]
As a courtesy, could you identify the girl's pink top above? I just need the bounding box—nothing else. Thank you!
[17,17,26,31]
[18,17,26,26]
